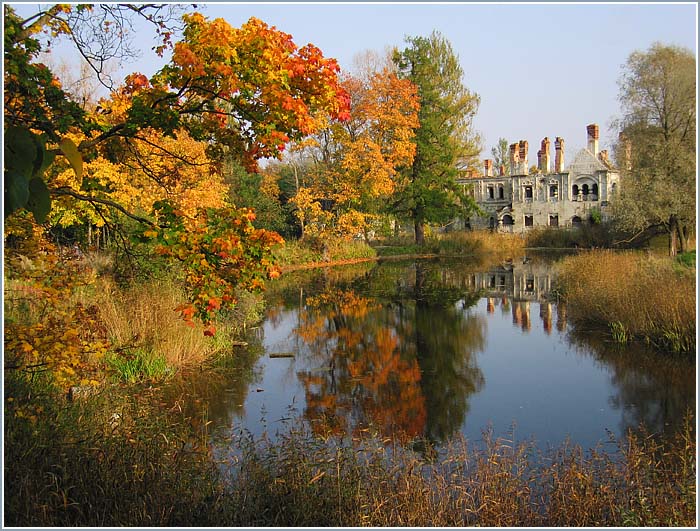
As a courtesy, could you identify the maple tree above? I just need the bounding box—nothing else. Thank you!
[4,5,350,333]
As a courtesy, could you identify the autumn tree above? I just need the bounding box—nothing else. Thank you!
[290,66,419,241]
[4,5,350,328]
[612,43,696,256]
[392,31,481,245]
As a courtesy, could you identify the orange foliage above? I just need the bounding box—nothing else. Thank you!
[296,288,426,441]
[291,68,419,239]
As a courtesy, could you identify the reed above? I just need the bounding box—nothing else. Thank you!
[6,373,694,528]
[556,250,695,353]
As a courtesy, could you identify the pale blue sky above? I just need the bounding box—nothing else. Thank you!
[11,2,698,162]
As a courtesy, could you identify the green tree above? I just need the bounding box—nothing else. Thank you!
[612,43,696,256]
[491,137,510,175]
[392,31,481,245]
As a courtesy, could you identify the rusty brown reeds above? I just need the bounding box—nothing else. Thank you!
[5,369,695,529]
[556,250,696,353]
[222,418,695,527]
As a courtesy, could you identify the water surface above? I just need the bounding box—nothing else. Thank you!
[189,255,695,452]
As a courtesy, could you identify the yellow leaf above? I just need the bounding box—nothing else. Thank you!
[59,137,83,180]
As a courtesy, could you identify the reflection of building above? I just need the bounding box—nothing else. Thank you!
[468,260,567,333]
[468,261,554,303]
[457,124,620,232]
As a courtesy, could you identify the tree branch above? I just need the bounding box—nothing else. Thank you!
[50,188,158,227]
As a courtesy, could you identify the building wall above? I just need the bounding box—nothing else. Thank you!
[458,146,620,233]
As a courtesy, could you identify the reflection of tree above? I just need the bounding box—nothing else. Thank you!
[413,262,486,442]
[296,289,426,440]
[294,260,487,443]
[568,331,695,437]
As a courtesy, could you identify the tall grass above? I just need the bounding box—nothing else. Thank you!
[556,250,696,353]
[274,238,377,267]
[87,277,260,371]
[5,369,695,527]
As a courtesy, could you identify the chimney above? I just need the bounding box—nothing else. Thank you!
[538,137,551,173]
[554,137,565,172]
[484,159,493,177]
[587,124,599,155]
[499,164,506,177]
[518,140,528,174]
[509,143,520,176]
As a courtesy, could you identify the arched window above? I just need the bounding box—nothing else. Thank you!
[502,214,514,225]
[572,215,582,227]
[549,184,558,198]
[572,184,579,197]
[498,186,504,199]
[592,183,599,197]
[489,217,495,229]
[488,186,494,199]
[611,182,618,195]
[582,184,590,197]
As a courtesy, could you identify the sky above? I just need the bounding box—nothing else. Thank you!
[9,1,698,164]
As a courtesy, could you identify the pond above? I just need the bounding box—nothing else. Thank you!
[185,254,695,453]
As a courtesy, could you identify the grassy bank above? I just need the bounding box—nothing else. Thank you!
[4,372,695,527]
[4,249,262,387]
[556,250,696,353]
[273,238,377,267]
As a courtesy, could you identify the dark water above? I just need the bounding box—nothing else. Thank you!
[188,255,695,452]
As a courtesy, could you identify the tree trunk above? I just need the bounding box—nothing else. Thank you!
[668,215,679,257]
[414,219,425,246]
[677,223,689,254]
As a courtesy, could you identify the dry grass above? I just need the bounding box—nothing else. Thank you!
[5,365,695,527]
[219,418,696,527]
[437,230,527,255]
[87,277,252,369]
[556,250,696,353]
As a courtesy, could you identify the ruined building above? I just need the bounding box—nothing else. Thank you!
[458,124,619,232]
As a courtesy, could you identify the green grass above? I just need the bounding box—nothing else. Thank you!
[676,250,696,268]
[107,349,172,383]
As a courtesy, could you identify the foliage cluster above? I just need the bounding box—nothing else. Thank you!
[556,250,696,353]
[612,43,696,256]
[4,4,349,335]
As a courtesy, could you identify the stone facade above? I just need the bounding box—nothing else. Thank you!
[458,124,620,233]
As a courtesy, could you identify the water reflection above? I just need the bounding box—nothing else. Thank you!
[292,261,487,443]
[195,256,694,451]
[568,331,695,437]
